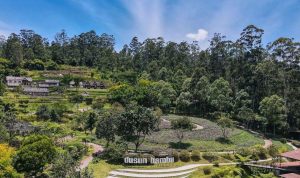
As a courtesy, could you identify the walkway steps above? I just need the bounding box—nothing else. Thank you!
[109,169,196,178]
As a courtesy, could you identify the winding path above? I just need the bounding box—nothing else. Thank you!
[263,139,272,149]
[78,143,104,170]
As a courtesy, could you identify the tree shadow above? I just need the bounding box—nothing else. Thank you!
[215,137,233,144]
[169,142,192,149]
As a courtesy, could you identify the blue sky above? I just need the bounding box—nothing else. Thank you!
[1,0,300,50]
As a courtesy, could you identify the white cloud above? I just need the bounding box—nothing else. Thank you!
[186,29,208,41]
[121,0,164,38]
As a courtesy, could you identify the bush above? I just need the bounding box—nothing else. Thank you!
[191,150,201,161]
[100,143,126,163]
[24,59,45,70]
[213,160,220,167]
[202,152,217,162]
[203,166,212,175]
[268,145,279,157]
[179,150,190,162]
[65,142,87,161]
[46,61,59,70]
[85,98,93,105]
[253,145,268,159]
[279,138,287,144]
[220,153,235,161]
[172,151,179,162]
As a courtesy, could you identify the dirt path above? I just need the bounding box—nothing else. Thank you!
[78,143,104,170]
[263,139,272,149]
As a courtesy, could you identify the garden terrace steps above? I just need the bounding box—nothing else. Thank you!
[117,164,202,173]
[108,163,237,178]
[109,169,197,178]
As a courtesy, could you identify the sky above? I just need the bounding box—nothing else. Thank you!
[1,0,300,50]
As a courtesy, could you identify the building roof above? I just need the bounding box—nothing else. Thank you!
[45,79,60,84]
[23,87,49,93]
[280,173,300,178]
[276,161,300,168]
[38,84,50,88]
[6,76,33,82]
[281,149,300,161]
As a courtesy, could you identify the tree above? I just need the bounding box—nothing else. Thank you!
[176,92,192,113]
[0,144,21,178]
[13,135,56,177]
[217,115,234,139]
[49,152,78,178]
[36,104,51,120]
[4,33,23,66]
[171,117,194,143]
[96,113,116,147]
[84,112,97,133]
[259,95,287,136]
[115,105,158,152]
[69,94,84,109]
[208,77,233,115]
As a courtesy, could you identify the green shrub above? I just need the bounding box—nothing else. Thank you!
[213,160,220,167]
[268,145,279,157]
[100,143,126,163]
[220,153,235,161]
[85,98,93,105]
[172,151,179,162]
[202,152,217,162]
[24,59,45,70]
[191,150,201,161]
[179,150,190,162]
[279,138,287,144]
[46,61,59,70]
[253,145,268,159]
[203,166,212,175]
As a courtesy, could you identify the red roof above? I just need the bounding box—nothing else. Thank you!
[276,161,300,168]
[281,149,300,161]
[280,173,300,178]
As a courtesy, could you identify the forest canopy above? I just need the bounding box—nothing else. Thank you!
[0,25,299,134]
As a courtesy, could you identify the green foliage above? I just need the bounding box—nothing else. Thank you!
[49,151,77,178]
[259,95,287,135]
[171,116,194,143]
[202,152,218,162]
[115,105,159,152]
[65,142,87,161]
[0,144,21,178]
[24,59,45,70]
[203,166,212,175]
[179,150,190,162]
[191,150,201,161]
[99,143,126,163]
[13,135,57,176]
[216,115,234,138]
[96,113,116,147]
[172,151,179,162]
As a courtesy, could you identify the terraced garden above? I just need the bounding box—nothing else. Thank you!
[144,115,265,151]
